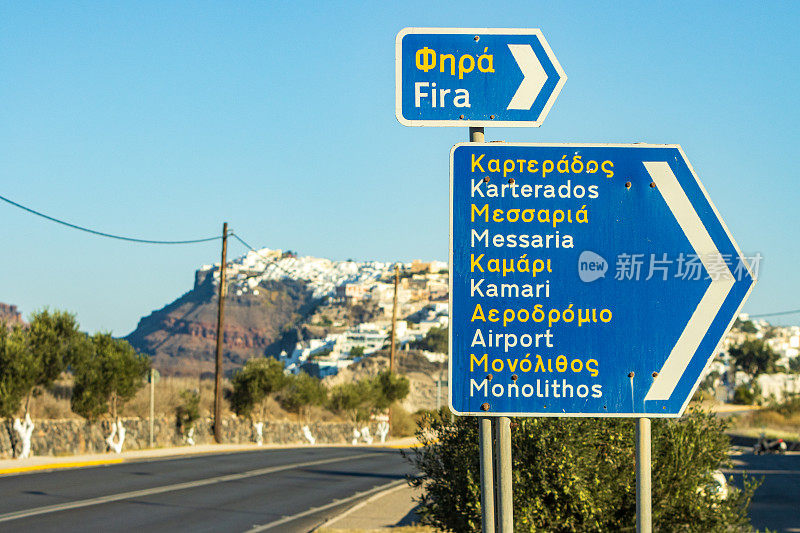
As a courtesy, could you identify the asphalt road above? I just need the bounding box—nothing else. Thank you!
[726,452,800,532]
[0,447,416,533]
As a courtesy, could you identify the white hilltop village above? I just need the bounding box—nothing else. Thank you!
[704,315,800,402]
[198,248,450,378]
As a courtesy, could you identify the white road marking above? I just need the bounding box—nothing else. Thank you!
[245,479,407,532]
[0,452,380,523]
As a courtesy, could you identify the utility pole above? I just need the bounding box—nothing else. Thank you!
[213,222,228,444]
[386,264,400,437]
[149,367,155,448]
[389,264,399,373]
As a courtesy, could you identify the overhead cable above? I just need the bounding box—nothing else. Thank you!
[0,193,221,244]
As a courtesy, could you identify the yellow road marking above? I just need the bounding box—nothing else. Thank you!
[0,458,124,475]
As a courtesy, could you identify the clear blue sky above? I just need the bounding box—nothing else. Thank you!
[1,2,798,334]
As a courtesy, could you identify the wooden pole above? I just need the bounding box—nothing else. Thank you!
[149,368,155,448]
[389,264,399,373]
[213,222,228,444]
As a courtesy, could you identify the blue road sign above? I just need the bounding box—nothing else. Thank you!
[449,143,756,417]
[395,28,566,127]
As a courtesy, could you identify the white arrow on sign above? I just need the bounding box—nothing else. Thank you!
[642,161,736,402]
[506,44,548,111]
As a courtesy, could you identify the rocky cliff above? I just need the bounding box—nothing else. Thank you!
[0,302,24,327]
[126,268,318,377]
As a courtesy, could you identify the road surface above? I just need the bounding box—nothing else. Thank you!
[0,446,416,532]
[727,451,800,532]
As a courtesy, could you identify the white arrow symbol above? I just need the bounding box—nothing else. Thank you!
[642,161,735,402]
[506,44,548,111]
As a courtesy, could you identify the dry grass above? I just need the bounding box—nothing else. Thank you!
[124,376,223,419]
[23,375,351,423]
[389,404,417,437]
[23,374,421,427]
[732,408,800,441]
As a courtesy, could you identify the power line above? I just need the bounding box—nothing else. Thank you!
[0,193,221,244]
[748,309,800,318]
[230,233,298,278]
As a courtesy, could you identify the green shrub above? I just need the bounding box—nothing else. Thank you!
[71,334,150,422]
[410,327,448,354]
[229,358,288,420]
[176,389,201,432]
[732,384,759,405]
[279,372,327,419]
[406,409,758,532]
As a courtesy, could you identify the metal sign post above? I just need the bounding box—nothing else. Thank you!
[636,418,652,533]
[470,126,497,533]
[495,417,513,532]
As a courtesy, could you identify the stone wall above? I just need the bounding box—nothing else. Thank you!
[0,416,383,459]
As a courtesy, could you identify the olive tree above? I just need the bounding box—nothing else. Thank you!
[328,371,409,443]
[176,389,201,445]
[373,370,410,410]
[229,358,289,444]
[0,325,35,457]
[0,310,87,458]
[280,372,327,421]
[328,379,376,425]
[71,333,150,453]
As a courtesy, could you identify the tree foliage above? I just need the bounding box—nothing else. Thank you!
[279,372,327,417]
[0,310,88,420]
[27,309,85,386]
[176,389,201,431]
[327,371,410,422]
[0,325,35,419]
[410,326,448,354]
[71,333,150,422]
[349,345,365,357]
[229,358,289,419]
[406,409,758,532]
[373,370,410,410]
[733,318,758,334]
[328,379,376,423]
[730,338,781,377]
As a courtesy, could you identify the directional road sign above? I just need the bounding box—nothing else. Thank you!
[395,28,566,127]
[449,143,756,417]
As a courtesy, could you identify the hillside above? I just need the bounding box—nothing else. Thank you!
[126,269,317,376]
[125,248,426,377]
